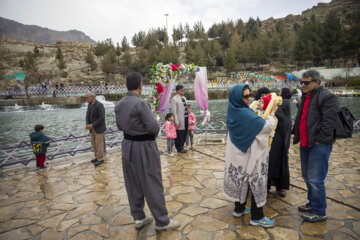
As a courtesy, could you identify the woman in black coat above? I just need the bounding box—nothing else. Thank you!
[268,88,292,197]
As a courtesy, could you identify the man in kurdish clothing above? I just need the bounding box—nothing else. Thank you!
[171,84,188,153]
[114,72,180,231]
[292,70,339,222]
[85,91,106,167]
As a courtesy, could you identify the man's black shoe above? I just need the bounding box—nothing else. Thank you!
[179,149,187,153]
[94,160,104,167]
[302,212,327,222]
[298,203,311,212]
[91,158,97,163]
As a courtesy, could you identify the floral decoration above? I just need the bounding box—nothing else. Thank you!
[150,63,199,113]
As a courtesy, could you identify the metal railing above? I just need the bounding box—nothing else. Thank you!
[1,83,353,97]
[0,119,227,168]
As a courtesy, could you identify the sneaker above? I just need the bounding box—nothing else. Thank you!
[155,219,180,232]
[94,160,104,167]
[91,158,97,163]
[302,212,327,222]
[135,216,153,230]
[298,203,311,212]
[169,153,175,157]
[233,207,250,217]
[250,217,275,228]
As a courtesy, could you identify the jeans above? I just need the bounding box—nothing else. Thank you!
[167,139,174,154]
[300,144,332,216]
[235,190,264,220]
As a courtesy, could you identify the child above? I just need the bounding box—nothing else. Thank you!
[186,104,197,149]
[165,113,177,156]
[29,125,50,169]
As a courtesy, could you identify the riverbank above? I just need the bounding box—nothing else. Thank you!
[0,135,359,239]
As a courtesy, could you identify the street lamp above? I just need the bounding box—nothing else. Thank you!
[164,14,169,38]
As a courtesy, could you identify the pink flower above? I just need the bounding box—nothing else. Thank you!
[171,64,177,71]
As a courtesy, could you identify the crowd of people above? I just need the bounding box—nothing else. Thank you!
[30,69,339,231]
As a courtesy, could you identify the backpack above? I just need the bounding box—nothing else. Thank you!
[335,107,355,138]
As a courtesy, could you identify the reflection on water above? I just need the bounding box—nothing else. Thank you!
[0,97,359,148]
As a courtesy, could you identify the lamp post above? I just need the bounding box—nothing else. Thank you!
[164,14,169,38]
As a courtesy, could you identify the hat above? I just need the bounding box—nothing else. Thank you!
[261,94,272,110]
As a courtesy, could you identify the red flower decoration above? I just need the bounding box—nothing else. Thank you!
[155,93,159,98]
[171,64,177,71]
[157,84,164,93]
[176,64,180,69]
[155,82,160,86]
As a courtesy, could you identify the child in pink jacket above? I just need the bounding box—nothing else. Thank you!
[165,113,177,156]
[186,104,197,149]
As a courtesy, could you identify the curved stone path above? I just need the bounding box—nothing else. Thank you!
[0,135,359,239]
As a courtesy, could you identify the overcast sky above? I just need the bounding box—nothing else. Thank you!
[0,0,331,45]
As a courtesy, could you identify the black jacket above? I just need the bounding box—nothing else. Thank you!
[86,100,106,134]
[292,86,339,147]
[29,131,50,155]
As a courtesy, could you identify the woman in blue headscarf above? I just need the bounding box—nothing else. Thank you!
[223,84,278,228]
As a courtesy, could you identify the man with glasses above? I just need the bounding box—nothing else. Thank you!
[171,85,188,153]
[292,70,339,222]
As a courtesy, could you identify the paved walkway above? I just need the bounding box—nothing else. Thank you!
[0,136,359,240]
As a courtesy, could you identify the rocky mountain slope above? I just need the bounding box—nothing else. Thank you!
[0,17,95,44]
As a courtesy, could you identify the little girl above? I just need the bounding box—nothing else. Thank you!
[186,104,197,150]
[165,113,177,156]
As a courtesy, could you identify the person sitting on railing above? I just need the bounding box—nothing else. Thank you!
[29,125,50,169]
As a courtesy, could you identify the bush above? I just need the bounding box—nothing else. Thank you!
[347,77,360,87]
[61,71,68,78]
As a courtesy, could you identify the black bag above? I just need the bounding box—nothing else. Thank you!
[335,107,355,138]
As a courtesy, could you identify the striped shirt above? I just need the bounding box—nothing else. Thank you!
[182,97,188,118]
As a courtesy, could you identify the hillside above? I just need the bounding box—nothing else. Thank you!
[0,17,96,44]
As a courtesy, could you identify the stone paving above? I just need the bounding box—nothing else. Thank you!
[0,135,359,240]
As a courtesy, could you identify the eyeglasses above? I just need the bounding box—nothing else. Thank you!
[242,94,252,99]
[300,80,316,85]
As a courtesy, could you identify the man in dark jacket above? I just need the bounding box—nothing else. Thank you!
[85,91,106,167]
[292,70,338,222]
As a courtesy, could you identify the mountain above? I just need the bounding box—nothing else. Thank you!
[0,17,96,44]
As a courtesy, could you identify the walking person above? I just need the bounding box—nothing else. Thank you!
[293,70,339,222]
[223,84,278,228]
[268,88,292,197]
[30,125,50,169]
[165,113,177,157]
[114,72,180,231]
[85,91,106,167]
[171,85,188,153]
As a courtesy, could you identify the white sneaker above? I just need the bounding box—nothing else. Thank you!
[135,216,153,230]
[169,153,175,157]
[155,219,180,232]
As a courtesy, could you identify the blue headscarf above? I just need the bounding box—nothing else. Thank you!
[226,84,265,153]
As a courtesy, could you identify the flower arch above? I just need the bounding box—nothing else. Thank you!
[150,63,199,115]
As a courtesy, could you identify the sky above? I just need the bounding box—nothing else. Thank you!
[0,0,331,45]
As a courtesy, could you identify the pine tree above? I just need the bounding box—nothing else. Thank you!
[115,42,121,56]
[101,51,113,79]
[322,11,344,67]
[33,45,40,58]
[223,48,236,72]
[121,37,130,52]
[159,45,179,64]
[85,50,97,72]
[122,50,132,74]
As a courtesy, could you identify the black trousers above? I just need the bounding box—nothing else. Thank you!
[175,117,188,152]
[234,191,264,220]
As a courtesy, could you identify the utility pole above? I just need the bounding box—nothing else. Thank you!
[164,14,169,38]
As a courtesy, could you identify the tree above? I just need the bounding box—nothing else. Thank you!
[192,43,206,66]
[132,31,146,47]
[24,51,37,71]
[245,17,260,40]
[115,42,121,56]
[85,50,97,72]
[56,48,66,70]
[158,45,179,64]
[223,48,236,72]
[94,39,114,56]
[322,11,344,67]
[101,51,113,79]
[121,37,130,52]
[33,45,40,58]
[122,50,132,74]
